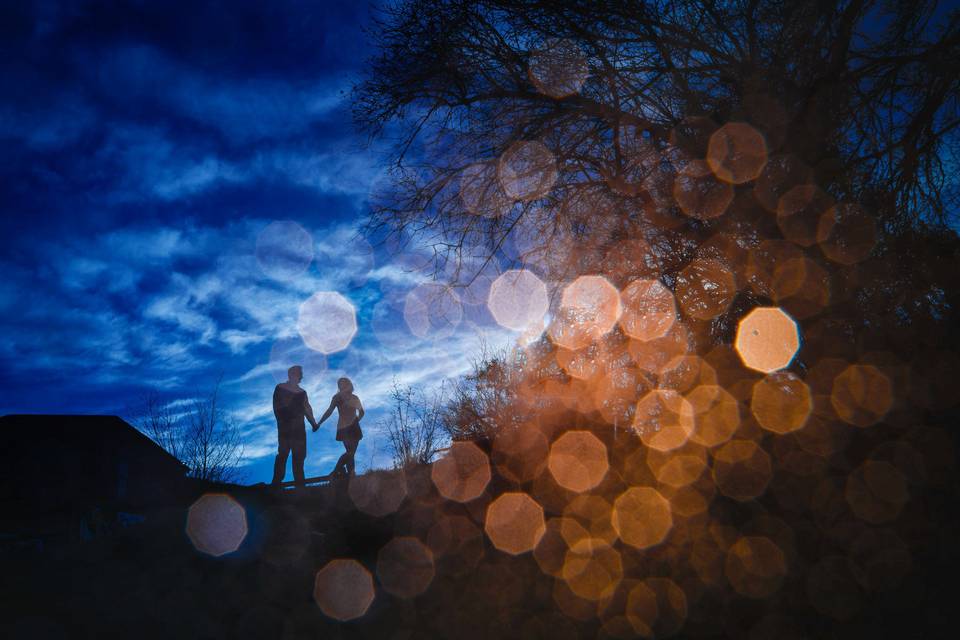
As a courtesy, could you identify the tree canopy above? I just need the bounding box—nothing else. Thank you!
[351,2,960,636]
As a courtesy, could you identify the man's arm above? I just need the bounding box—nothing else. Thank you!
[357,399,365,422]
[304,394,319,431]
[272,386,281,422]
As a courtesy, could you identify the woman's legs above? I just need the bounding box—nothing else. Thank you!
[330,448,348,477]
[329,439,359,478]
[344,439,359,476]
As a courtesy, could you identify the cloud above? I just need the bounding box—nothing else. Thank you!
[82,43,351,144]
[3,206,519,477]
[219,330,266,354]
[0,0,523,480]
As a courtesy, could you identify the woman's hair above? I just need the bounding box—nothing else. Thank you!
[337,377,354,393]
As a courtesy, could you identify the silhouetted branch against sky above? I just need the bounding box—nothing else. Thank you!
[356,0,960,266]
[130,377,245,483]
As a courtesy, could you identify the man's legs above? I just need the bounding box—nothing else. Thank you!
[291,429,307,488]
[271,432,291,486]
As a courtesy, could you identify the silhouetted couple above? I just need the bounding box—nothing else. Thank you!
[271,366,364,488]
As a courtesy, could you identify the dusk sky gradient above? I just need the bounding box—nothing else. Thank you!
[0,1,518,482]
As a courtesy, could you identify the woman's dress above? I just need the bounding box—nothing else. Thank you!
[334,393,363,442]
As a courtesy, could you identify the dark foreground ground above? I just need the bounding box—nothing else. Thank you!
[3,455,960,640]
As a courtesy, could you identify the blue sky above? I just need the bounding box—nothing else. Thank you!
[0,0,516,482]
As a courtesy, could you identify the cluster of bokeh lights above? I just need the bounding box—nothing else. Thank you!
[229,48,949,638]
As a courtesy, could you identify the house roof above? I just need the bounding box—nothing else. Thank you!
[0,414,189,473]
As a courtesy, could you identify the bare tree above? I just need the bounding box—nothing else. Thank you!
[354,0,960,343]
[131,380,245,483]
[381,382,449,468]
[346,3,960,636]
[441,343,543,441]
[355,0,960,385]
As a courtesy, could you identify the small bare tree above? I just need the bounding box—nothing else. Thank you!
[131,380,245,483]
[381,382,448,469]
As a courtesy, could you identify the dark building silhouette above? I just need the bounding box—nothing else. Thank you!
[0,414,188,548]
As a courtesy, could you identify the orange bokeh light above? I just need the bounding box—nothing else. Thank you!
[674,258,737,321]
[712,440,773,501]
[612,487,673,549]
[776,184,833,247]
[484,492,546,555]
[628,322,691,376]
[376,536,435,599]
[751,372,812,434]
[562,538,623,601]
[431,441,492,503]
[735,307,800,373]
[564,495,618,546]
[492,424,549,484]
[548,431,609,492]
[556,342,606,380]
[745,239,805,299]
[772,257,830,319]
[348,469,408,517]
[753,153,812,213]
[618,279,677,342]
[594,366,654,426]
[426,515,484,576]
[664,484,711,517]
[534,517,579,578]
[674,159,734,220]
[548,275,622,350]
[646,445,707,488]
[626,578,688,638]
[687,384,740,448]
[314,559,375,621]
[830,364,893,427]
[725,536,787,598]
[632,389,696,452]
[659,355,717,394]
[707,122,768,184]
[817,203,877,265]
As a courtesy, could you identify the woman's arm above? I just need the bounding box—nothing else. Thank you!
[317,396,337,426]
[357,398,365,421]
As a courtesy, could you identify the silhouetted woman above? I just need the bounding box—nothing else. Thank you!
[271,365,318,489]
[315,377,364,478]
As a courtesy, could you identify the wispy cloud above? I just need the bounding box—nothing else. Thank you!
[0,0,514,481]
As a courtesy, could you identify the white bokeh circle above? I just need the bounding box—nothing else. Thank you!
[297,291,358,354]
[256,220,314,280]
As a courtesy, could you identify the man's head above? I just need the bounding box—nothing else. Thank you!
[337,377,353,393]
[288,365,303,384]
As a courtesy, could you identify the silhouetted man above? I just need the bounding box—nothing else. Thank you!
[271,365,318,488]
